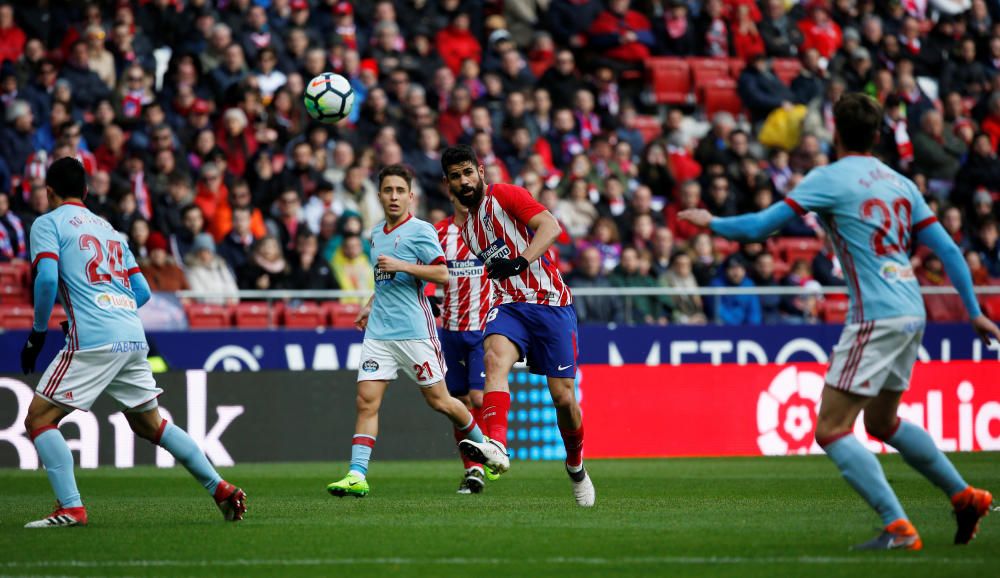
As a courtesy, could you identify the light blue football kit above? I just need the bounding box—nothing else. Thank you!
[709,154,977,529]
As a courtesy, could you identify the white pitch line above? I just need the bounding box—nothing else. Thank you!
[1,556,990,569]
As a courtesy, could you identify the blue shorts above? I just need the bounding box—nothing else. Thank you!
[484,302,578,378]
[438,329,485,396]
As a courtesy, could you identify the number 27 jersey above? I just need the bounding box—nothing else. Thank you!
[784,156,936,323]
[30,201,145,350]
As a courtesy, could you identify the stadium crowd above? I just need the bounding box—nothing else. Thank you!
[0,0,999,327]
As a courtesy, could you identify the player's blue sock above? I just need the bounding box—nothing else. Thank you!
[822,433,907,526]
[157,421,222,494]
[885,421,967,498]
[350,434,375,477]
[456,415,485,443]
[32,427,83,508]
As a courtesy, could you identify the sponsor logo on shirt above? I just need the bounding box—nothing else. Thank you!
[362,359,379,372]
[374,266,396,284]
[481,238,510,266]
[448,258,484,278]
[94,293,137,311]
[110,341,149,353]
[880,262,915,283]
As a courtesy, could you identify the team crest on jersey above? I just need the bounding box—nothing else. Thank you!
[481,210,494,235]
[362,359,379,372]
[394,235,401,249]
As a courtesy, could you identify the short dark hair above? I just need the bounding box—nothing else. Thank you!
[834,92,882,153]
[377,164,412,189]
[441,144,479,174]
[46,157,87,199]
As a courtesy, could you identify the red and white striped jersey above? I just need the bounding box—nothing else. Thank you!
[460,183,572,307]
[436,216,492,331]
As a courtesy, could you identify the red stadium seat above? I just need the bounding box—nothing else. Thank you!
[772,258,791,279]
[234,302,272,328]
[712,237,740,258]
[632,115,663,145]
[775,237,824,264]
[185,303,233,329]
[0,261,26,288]
[0,283,29,304]
[283,301,325,329]
[821,299,849,324]
[728,59,746,80]
[47,304,68,330]
[770,58,801,86]
[327,301,362,328]
[0,304,35,329]
[700,79,743,118]
[689,57,731,90]
[646,58,691,105]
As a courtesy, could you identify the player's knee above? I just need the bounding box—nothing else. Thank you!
[356,393,378,415]
[24,411,56,436]
[128,417,161,442]
[864,415,898,442]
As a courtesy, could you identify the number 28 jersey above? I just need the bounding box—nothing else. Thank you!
[784,155,936,323]
[29,201,145,350]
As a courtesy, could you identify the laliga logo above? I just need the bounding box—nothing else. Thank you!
[756,366,826,456]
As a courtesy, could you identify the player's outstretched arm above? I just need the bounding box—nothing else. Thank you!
[377,255,449,284]
[32,259,59,333]
[916,221,1000,345]
[521,211,562,263]
[130,271,152,308]
[678,202,798,242]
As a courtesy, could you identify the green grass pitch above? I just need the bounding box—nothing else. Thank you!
[1,454,998,578]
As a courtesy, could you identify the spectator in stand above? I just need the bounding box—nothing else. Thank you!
[695,0,729,58]
[610,246,669,325]
[218,206,257,275]
[667,180,706,242]
[217,107,258,178]
[436,12,481,76]
[568,246,623,325]
[270,188,306,256]
[238,235,291,291]
[798,1,843,59]
[172,205,205,266]
[971,189,997,227]
[842,47,873,93]
[331,233,373,304]
[690,233,719,286]
[649,227,675,277]
[289,230,336,290]
[129,218,151,263]
[913,109,966,197]
[0,191,25,260]
[737,54,795,124]
[61,40,111,111]
[194,162,230,239]
[655,0,697,56]
[942,37,990,100]
[759,0,804,57]
[704,175,739,218]
[639,141,677,201]
[556,179,599,240]
[975,218,1000,277]
[791,49,828,105]
[588,0,654,66]
[1,100,34,173]
[942,206,971,251]
[578,217,623,274]
[335,165,382,234]
[85,25,115,90]
[965,250,991,286]
[750,252,782,324]
[142,232,190,294]
[708,255,762,325]
[185,232,239,304]
[954,133,1000,214]
[919,253,968,322]
[281,141,323,200]
[812,236,847,286]
[661,252,707,325]
[694,112,736,168]
[0,3,25,64]
[980,92,1000,151]
[546,0,603,49]
[731,3,766,61]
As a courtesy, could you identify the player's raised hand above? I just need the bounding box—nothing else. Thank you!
[971,315,1000,347]
[677,209,714,228]
[377,254,407,274]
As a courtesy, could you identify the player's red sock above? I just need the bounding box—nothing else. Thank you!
[560,425,584,469]
[471,405,485,433]
[453,426,477,469]
[481,391,511,447]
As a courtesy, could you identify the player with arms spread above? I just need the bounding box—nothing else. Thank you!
[436,191,494,494]
[442,144,595,507]
[326,165,486,498]
[20,157,246,528]
[680,93,999,550]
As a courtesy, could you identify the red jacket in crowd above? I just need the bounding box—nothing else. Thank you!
[436,25,482,75]
[587,9,655,63]
[798,17,842,58]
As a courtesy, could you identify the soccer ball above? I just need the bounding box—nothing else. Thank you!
[303,73,355,124]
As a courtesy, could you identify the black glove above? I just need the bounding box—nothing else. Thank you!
[487,256,529,280]
[20,330,47,375]
[428,295,442,318]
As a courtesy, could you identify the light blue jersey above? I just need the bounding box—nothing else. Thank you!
[30,201,146,350]
[784,156,936,323]
[367,215,446,341]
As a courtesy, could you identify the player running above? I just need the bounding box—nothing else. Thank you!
[326,164,486,498]
[680,93,998,550]
[20,157,246,528]
[442,144,595,507]
[436,191,494,494]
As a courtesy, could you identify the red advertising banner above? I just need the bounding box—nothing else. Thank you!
[579,362,1000,458]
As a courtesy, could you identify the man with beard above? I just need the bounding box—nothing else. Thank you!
[441,144,595,508]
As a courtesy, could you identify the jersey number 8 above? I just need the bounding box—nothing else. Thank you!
[80,234,130,287]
